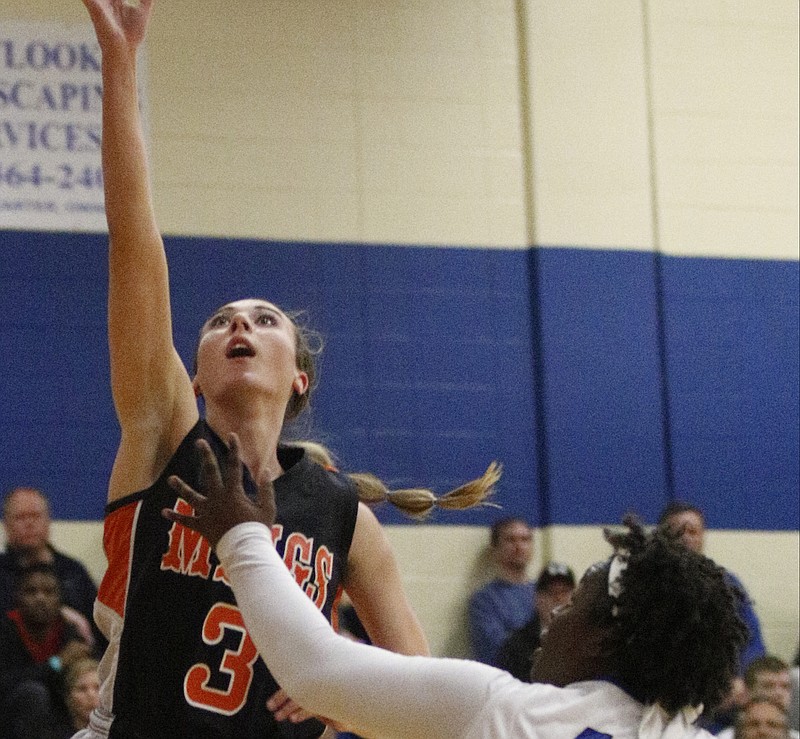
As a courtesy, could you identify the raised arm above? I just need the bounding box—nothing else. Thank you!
[83,0,197,499]
[265,502,431,728]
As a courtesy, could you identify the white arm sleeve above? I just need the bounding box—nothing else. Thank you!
[217,522,500,739]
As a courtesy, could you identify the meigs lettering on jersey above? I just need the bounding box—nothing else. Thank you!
[96,420,359,739]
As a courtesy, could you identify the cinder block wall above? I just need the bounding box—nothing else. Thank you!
[1,0,797,662]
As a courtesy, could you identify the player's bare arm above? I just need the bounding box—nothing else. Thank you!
[344,504,430,657]
[83,0,198,500]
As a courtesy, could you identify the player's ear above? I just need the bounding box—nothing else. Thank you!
[292,371,309,398]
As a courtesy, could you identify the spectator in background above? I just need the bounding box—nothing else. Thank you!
[745,657,795,721]
[732,695,791,739]
[789,659,799,734]
[0,563,93,739]
[468,517,535,666]
[497,561,576,681]
[658,501,766,668]
[0,487,104,656]
[718,656,800,739]
[50,657,101,738]
[659,501,767,733]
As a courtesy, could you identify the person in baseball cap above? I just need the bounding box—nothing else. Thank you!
[497,561,576,682]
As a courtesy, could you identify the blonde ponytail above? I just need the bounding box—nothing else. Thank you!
[349,462,502,520]
[289,441,502,520]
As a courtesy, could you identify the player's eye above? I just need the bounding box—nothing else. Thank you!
[208,314,230,328]
[255,312,278,326]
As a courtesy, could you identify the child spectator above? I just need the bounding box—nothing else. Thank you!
[0,563,92,739]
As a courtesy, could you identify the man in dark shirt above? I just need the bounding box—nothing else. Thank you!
[1,486,104,656]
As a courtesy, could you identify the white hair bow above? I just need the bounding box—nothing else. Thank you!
[607,550,629,617]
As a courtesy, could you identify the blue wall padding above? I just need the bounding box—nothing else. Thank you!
[534,248,669,525]
[0,230,797,530]
[662,257,800,530]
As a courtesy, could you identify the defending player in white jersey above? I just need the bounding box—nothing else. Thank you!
[164,434,749,739]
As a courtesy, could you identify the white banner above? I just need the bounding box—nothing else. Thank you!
[0,22,145,233]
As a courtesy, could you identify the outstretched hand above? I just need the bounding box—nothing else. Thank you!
[81,0,154,53]
[162,434,277,549]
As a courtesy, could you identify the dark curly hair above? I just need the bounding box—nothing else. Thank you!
[601,514,748,715]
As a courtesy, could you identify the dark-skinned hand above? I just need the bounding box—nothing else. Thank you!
[161,433,276,548]
[162,434,348,732]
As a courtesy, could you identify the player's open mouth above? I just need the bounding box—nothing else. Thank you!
[226,340,256,358]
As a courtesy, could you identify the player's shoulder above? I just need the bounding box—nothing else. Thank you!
[277,444,359,500]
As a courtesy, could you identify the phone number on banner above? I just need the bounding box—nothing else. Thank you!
[0,162,103,191]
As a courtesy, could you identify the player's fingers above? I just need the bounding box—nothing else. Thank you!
[266,690,313,724]
[161,508,199,530]
[266,689,292,714]
[270,698,311,723]
[195,438,224,493]
[167,475,207,508]
[225,432,243,491]
[256,478,277,526]
[287,706,314,723]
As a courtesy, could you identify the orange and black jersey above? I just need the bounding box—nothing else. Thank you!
[97,419,359,739]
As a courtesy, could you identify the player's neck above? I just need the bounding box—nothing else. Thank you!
[205,407,284,483]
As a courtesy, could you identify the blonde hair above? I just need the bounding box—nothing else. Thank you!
[291,441,502,520]
[63,657,99,693]
[62,656,100,730]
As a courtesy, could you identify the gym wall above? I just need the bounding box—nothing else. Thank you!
[1,0,797,660]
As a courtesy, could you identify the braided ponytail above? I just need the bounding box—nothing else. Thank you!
[290,441,502,520]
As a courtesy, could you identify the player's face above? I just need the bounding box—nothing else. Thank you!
[530,566,611,686]
[17,572,61,628]
[194,299,308,410]
[3,488,50,551]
